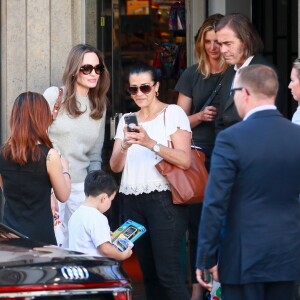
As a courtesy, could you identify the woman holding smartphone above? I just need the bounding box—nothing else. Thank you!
[110,62,192,300]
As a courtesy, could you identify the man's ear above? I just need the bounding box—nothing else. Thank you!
[242,88,250,104]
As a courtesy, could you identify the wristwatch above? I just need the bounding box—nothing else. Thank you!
[152,143,161,153]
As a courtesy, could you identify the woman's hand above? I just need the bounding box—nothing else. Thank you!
[198,105,217,122]
[47,149,71,203]
[125,125,155,150]
[121,125,137,151]
[51,192,59,216]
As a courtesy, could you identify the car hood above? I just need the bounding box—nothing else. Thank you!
[0,236,130,287]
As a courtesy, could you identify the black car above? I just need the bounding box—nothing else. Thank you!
[0,223,132,299]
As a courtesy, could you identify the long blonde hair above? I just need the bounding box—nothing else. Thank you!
[292,58,300,79]
[195,14,228,78]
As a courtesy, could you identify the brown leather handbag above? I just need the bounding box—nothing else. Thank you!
[155,107,208,204]
[155,147,208,204]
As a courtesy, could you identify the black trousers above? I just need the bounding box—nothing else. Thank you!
[123,191,190,300]
[222,281,296,300]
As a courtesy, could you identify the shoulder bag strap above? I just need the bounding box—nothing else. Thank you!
[164,106,201,159]
[52,87,63,121]
[193,76,224,114]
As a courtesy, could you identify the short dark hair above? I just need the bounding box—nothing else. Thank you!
[238,64,278,97]
[215,13,263,57]
[84,170,118,197]
[127,61,159,83]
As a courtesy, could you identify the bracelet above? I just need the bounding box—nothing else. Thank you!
[63,171,71,179]
[121,143,128,151]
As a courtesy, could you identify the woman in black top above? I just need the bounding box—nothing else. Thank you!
[175,14,228,300]
[0,92,71,244]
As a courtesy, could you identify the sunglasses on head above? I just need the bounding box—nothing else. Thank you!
[127,83,155,95]
[79,64,105,75]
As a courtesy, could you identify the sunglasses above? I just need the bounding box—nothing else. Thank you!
[230,87,250,96]
[79,64,105,75]
[230,87,243,95]
[127,83,155,95]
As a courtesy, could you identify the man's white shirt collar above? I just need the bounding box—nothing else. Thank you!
[244,105,277,120]
[232,56,254,88]
[234,56,254,71]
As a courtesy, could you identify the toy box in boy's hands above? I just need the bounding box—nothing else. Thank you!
[112,219,146,252]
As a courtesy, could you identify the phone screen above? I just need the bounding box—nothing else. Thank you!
[123,226,138,239]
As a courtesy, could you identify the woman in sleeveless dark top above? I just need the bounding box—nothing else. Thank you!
[0,92,71,245]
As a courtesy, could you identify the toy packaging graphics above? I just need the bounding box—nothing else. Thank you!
[111,219,146,252]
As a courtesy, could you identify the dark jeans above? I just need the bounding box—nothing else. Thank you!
[123,190,190,300]
[188,202,202,283]
[188,149,210,284]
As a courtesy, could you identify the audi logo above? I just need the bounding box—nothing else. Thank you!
[61,266,89,280]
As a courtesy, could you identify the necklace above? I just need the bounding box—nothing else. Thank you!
[139,104,167,123]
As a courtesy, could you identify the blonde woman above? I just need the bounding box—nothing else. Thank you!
[175,14,228,300]
[288,58,300,125]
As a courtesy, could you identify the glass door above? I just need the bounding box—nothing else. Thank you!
[98,1,187,153]
[96,0,187,225]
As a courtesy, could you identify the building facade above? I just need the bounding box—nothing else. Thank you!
[0,0,299,218]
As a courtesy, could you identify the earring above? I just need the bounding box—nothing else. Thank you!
[155,91,159,97]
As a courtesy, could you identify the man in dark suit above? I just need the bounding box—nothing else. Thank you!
[196,64,300,300]
[215,13,283,131]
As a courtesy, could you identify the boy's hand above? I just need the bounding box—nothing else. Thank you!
[121,245,133,260]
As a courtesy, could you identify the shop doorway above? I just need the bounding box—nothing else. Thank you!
[97,0,187,226]
[252,0,298,118]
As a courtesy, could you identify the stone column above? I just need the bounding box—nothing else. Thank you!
[0,0,93,141]
[186,0,206,66]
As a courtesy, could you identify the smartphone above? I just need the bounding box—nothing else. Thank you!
[124,113,139,132]
[202,270,213,285]
[123,226,138,239]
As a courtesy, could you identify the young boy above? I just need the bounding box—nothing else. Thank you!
[68,170,132,261]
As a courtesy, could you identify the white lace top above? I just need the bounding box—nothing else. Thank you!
[115,104,191,195]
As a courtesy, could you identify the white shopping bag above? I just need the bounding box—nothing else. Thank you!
[205,281,222,300]
[54,212,64,247]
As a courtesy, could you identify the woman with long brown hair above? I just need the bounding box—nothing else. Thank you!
[0,92,70,244]
[43,44,110,248]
